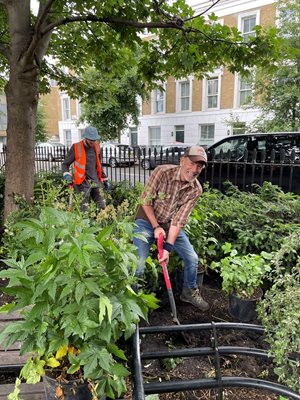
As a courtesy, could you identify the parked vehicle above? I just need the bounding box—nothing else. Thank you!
[101,143,135,168]
[140,144,189,170]
[203,132,300,194]
[35,142,66,161]
[206,132,300,163]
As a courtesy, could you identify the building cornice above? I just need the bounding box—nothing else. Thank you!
[192,0,275,17]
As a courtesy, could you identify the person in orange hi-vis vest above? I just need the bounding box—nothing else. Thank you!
[62,126,110,212]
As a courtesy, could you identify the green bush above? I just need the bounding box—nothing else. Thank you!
[190,182,300,262]
[0,206,159,399]
[257,260,300,392]
[210,242,272,298]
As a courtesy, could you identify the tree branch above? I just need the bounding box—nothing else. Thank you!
[23,0,56,67]
[40,13,248,47]
[41,15,184,36]
[186,26,247,46]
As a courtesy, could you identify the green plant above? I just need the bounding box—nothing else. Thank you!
[211,243,272,298]
[0,206,159,399]
[257,261,300,392]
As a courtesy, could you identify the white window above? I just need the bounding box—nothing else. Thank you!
[207,78,219,109]
[153,89,164,113]
[130,127,138,146]
[175,125,184,143]
[180,81,190,111]
[149,127,161,146]
[238,11,259,43]
[62,98,71,120]
[238,76,252,106]
[199,125,215,147]
[242,15,256,42]
[64,130,72,146]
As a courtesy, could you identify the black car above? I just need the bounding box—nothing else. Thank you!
[140,144,189,170]
[100,143,135,168]
[202,132,300,194]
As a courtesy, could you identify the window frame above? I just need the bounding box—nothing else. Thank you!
[62,97,71,120]
[176,78,192,112]
[199,124,215,147]
[64,129,72,147]
[238,10,260,43]
[152,88,165,114]
[234,72,254,108]
[148,126,161,147]
[202,72,222,111]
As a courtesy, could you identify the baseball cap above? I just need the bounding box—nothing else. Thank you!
[184,146,208,165]
[82,126,100,141]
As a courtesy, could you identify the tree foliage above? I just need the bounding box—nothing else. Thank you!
[77,63,146,141]
[251,0,300,132]
[0,0,284,219]
[36,102,47,142]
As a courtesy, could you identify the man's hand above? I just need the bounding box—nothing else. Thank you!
[103,180,111,191]
[158,249,170,265]
[63,172,73,184]
[154,226,166,239]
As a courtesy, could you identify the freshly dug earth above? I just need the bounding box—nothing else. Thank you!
[1,273,280,399]
[123,271,280,400]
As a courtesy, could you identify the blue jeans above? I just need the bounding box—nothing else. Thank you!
[133,219,198,289]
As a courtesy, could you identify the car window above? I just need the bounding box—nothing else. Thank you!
[209,137,248,160]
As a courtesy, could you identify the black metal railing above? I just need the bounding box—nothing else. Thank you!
[0,146,299,195]
[132,322,300,400]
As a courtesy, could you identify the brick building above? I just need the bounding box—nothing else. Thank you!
[135,0,276,148]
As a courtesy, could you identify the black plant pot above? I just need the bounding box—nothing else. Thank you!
[228,288,263,322]
[43,375,95,400]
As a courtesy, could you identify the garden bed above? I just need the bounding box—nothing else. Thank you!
[0,272,285,400]
[122,271,280,400]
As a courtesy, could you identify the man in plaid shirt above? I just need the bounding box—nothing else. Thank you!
[133,145,209,311]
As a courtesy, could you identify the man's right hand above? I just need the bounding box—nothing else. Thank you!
[63,172,73,184]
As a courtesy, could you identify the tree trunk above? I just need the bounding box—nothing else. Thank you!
[3,68,38,220]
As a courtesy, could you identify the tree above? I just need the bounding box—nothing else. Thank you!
[36,102,47,142]
[77,64,146,142]
[0,0,282,219]
[251,0,300,132]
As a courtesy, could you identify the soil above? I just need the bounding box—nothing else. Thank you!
[123,270,280,400]
[0,272,281,399]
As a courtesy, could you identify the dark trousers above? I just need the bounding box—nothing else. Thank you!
[74,181,105,212]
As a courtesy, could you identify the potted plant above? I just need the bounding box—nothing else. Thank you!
[211,242,272,322]
[0,206,158,399]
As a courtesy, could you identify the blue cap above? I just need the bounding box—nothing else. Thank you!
[82,126,100,140]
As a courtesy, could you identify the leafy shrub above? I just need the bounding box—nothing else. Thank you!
[257,260,300,392]
[191,182,300,263]
[210,243,272,298]
[0,206,159,398]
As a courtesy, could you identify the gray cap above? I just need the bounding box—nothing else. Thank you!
[82,126,100,141]
[184,146,207,165]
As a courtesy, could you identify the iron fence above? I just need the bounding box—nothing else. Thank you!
[132,322,300,400]
[0,146,299,194]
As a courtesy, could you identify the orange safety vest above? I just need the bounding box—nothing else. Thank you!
[73,141,104,185]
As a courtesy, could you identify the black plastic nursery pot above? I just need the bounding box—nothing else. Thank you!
[43,375,97,400]
[228,288,263,322]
